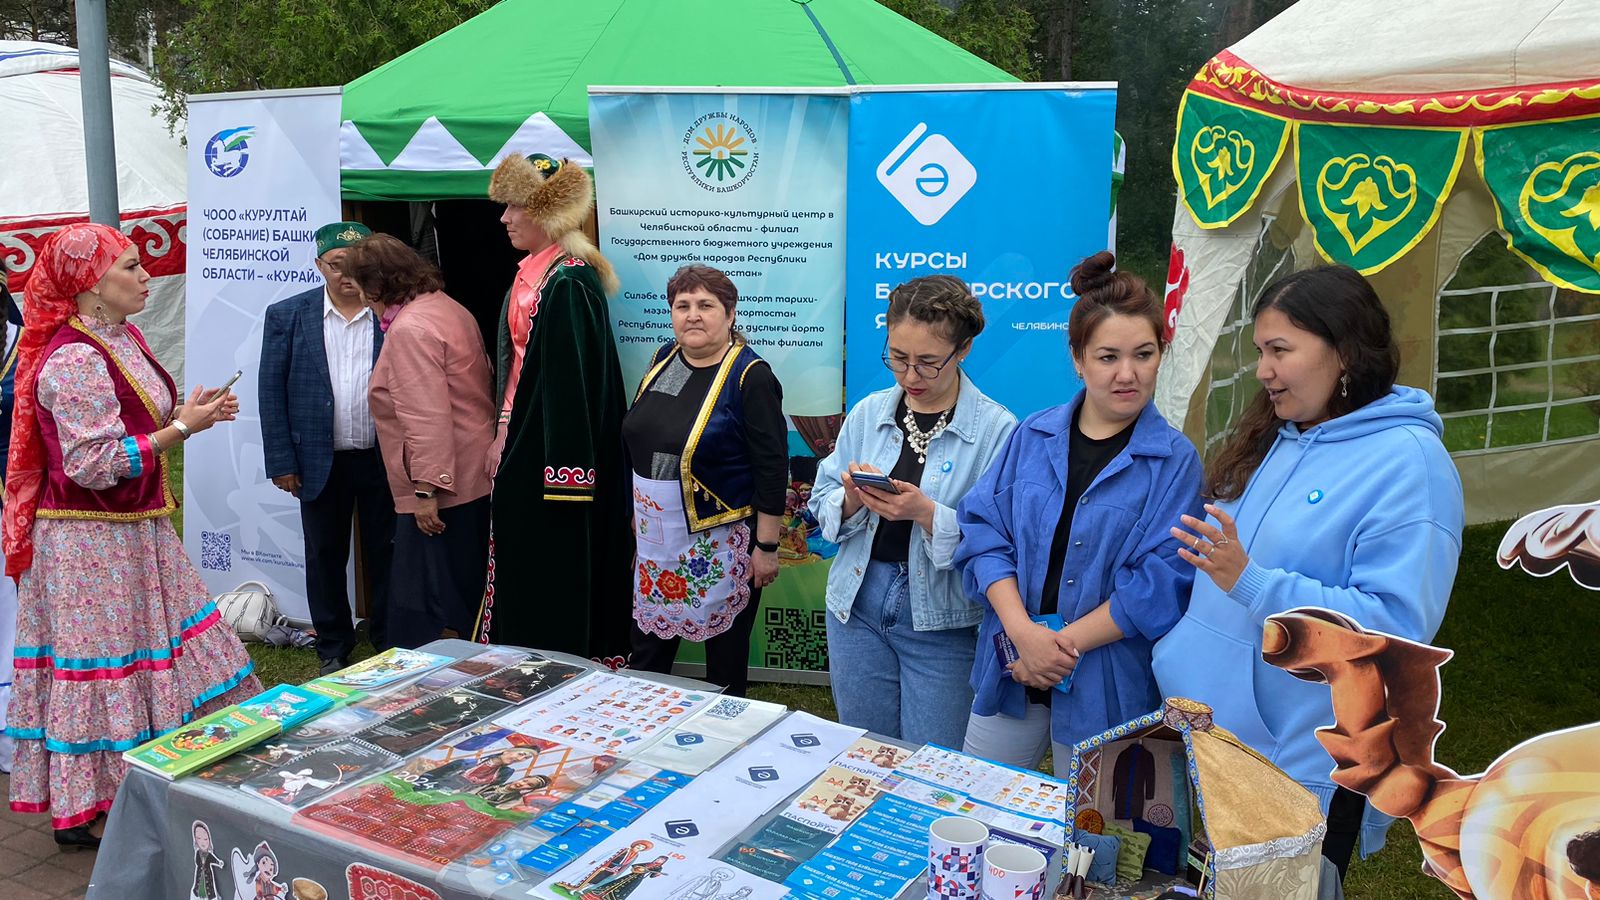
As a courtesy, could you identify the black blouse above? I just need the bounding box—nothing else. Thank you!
[621,352,788,516]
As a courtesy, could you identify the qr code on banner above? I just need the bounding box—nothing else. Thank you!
[200,531,231,571]
[762,606,829,671]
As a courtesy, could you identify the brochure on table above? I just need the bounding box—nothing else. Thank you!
[156,644,1076,900]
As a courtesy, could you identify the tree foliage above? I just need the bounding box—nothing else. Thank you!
[880,0,1040,81]
[150,0,496,131]
[882,0,1297,281]
[1,0,181,65]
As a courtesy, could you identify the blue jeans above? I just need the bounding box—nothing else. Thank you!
[826,560,978,747]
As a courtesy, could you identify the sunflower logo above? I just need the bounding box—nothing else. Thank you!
[681,112,759,192]
[693,124,748,182]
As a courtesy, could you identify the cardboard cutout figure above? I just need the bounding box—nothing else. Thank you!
[230,841,287,900]
[190,821,224,900]
[1497,501,1600,589]
[1261,607,1600,900]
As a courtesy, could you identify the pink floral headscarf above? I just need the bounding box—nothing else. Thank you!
[4,223,134,578]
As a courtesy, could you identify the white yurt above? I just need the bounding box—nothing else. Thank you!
[1157,0,1600,524]
[0,41,188,382]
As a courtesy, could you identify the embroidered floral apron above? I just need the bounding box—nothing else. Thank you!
[631,475,751,641]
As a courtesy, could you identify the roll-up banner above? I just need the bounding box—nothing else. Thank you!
[184,87,345,623]
[589,85,1115,681]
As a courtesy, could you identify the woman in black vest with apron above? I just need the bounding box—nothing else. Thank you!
[623,265,787,696]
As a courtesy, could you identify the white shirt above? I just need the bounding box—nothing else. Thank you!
[322,290,377,451]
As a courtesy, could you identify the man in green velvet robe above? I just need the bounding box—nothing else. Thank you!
[477,153,632,667]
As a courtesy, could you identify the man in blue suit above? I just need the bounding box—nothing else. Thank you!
[259,222,394,674]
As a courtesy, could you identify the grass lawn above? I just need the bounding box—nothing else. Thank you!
[246,520,1599,898]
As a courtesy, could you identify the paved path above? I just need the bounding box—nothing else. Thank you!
[0,773,95,899]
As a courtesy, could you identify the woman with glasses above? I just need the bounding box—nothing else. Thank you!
[955,251,1202,775]
[809,276,1016,747]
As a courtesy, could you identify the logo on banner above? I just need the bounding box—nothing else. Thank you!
[877,122,977,226]
[682,113,759,192]
[204,126,256,178]
[675,732,705,746]
[789,733,820,748]
[747,765,781,782]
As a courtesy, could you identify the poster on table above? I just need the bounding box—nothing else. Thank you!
[844,85,1118,418]
[588,89,850,682]
[183,87,345,622]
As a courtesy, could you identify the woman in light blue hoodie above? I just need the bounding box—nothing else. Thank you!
[1156,265,1464,880]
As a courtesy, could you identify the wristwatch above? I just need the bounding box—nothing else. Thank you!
[414,487,436,500]
[754,538,779,554]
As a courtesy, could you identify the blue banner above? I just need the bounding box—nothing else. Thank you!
[845,88,1117,417]
[591,91,848,416]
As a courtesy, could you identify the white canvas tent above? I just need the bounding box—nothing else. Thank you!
[1158,0,1600,524]
[0,41,187,383]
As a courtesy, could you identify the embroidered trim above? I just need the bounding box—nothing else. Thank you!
[121,436,144,477]
[54,317,178,518]
[472,528,497,643]
[1192,49,1600,127]
[543,494,595,503]
[6,660,255,754]
[545,465,597,489]
[1212,823,1328,871]
[37,505,176,521]
[8,797,115,831]
[13,604,223,677]
[680,343,755,532]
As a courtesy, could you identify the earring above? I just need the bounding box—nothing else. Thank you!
[1340,374,1349,398]
[93,303,109,326]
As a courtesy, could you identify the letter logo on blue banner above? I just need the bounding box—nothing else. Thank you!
[877,123,977,226]
[846,88,1117,418]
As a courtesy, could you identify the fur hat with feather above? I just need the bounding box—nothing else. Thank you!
[489,153,618,294]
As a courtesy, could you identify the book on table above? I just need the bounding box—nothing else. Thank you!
[122,705,281,780]
[238,684,336,730]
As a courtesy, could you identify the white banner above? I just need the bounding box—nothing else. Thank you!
[184,87,344,622]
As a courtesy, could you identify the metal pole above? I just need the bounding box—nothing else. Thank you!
[75,0,120,226]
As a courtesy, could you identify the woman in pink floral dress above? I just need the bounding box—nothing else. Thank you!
[3,223,260,849]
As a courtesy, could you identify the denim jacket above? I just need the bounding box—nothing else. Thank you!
[955,394,1204,746]
[810,370,1017,631]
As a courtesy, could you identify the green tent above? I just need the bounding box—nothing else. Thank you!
[340,0,1016,200]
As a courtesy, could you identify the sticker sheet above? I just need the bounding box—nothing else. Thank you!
[492,673,715,755]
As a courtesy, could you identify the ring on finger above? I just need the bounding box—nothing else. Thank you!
[1215,536,1231,548]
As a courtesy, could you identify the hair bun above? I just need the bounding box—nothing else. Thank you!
[1070,250,1119,301]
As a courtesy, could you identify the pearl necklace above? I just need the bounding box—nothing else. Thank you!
[902,404,953,464]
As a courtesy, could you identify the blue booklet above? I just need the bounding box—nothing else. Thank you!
[993,613,1074,694]
[239,683,336,731]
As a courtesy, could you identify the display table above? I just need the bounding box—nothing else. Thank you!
[87,640,726,900]
[86,640,1344,900]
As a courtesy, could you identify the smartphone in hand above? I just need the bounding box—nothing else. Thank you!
[850,471,901,494]
[205,369,244,401]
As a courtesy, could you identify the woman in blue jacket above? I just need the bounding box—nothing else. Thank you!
[956,252,1202,774]
[810,276,1017,748]
[1157,265,1464,878]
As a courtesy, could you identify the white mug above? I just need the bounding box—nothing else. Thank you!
[981,842,1047,900]
[928,815,989,899]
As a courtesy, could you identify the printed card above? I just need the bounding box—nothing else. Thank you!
[778,765,884,834]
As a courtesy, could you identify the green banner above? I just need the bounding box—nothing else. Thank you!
[1296,123,1467,274]
[1477,115,1600,293]
[1172,91,1291,228]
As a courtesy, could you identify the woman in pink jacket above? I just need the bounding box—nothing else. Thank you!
[345,235,495,648]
